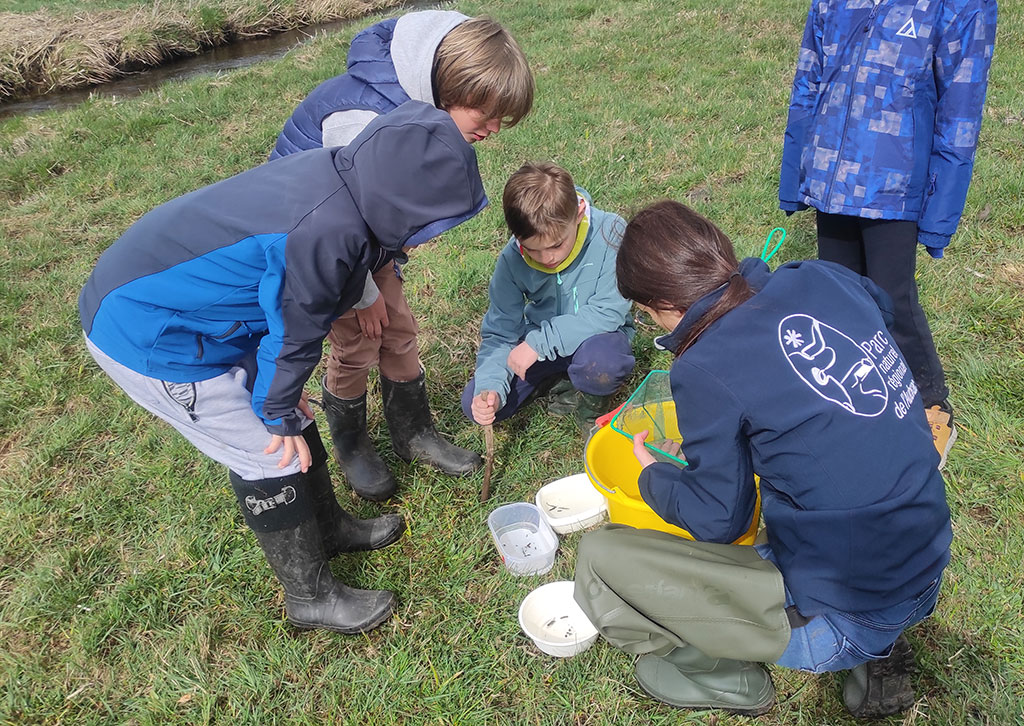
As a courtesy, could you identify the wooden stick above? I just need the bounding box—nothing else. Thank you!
[481,423,494,502]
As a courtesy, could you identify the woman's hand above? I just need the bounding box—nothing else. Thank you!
[632,430,658,469]
[356,294,390,340]
[472,390,500,425]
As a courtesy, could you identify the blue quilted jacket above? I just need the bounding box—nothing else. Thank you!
[269,19,408,159]
[779,0,997,258]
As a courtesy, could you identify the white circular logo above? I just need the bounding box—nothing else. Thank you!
[779,314,888,417]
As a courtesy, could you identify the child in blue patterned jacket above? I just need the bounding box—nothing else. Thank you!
[462,162,635,431]
[779,0,997,468]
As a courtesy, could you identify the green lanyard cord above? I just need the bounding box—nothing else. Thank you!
[761,227,786,262]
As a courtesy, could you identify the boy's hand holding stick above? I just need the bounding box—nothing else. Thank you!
[474,390,500,501]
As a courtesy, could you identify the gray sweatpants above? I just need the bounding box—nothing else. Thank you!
[86,336,311,480]
[574,524,791,663]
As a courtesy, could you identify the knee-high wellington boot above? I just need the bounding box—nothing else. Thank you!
[382,370,481,476]
[301,424,405,558]
[230,468,395,634]
[634,643,776,716]
[321,377,398,502]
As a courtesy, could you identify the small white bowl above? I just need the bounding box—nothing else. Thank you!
[535,473,608,534]
[518,581,599,657]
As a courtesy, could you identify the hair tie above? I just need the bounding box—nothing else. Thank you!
[728,271,742,284]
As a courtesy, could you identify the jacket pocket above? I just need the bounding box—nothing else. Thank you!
[195,321,243,360]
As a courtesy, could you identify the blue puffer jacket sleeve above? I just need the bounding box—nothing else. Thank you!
[779,1,823,213]
[638,362,759,545]
[919,0,998,258]
[473,253,526,405]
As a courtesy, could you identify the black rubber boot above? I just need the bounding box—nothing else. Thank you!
[321,378,397,501]
[843,634,916,719]
[251,520,396,634]
[230,469,395,634]
[382,371,482,476]
[301,425,406,558]
[634,644,776,716]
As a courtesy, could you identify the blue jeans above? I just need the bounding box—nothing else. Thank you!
[754,544,941,673]
[462,331,634,423]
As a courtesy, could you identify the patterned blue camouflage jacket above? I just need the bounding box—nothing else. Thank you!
[779,0,997,258]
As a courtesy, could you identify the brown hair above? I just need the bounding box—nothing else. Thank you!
[434,17,534,127]
[502,161,579,241]
[616,200,754,355]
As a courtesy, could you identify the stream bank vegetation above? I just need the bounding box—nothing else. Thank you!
[0,0,398,101]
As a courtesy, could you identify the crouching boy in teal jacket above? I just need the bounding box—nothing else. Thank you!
[462,162,634,431]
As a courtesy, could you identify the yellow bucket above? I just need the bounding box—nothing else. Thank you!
[584,421,760,545]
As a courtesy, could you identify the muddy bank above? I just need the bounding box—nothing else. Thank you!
[0,0,400,102]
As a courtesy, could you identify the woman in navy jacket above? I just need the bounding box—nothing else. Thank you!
[573,201,950,718]
[779,0,998,468]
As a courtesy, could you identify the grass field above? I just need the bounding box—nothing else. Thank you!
[1,0,1023,723]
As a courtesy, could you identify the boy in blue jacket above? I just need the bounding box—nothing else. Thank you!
[779,0,998,468]
[79,102,488,635]
[271,11,533,502]
[463,162,635,431]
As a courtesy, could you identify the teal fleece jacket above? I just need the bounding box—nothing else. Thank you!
[473,189,634,405]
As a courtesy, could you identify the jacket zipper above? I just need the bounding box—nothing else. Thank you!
[826,0,882,211]
[555,271,563,316]
[195,321,243,360]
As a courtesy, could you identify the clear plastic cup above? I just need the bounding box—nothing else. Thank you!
[487,502,558,576]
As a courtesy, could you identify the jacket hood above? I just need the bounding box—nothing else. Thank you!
[656,257,770,352]
[334,100,487,250]
[392,10,469,105]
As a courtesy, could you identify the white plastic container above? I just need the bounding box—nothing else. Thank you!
[487,502,558,576]
[518,580,599,657]
[535,473,608,534]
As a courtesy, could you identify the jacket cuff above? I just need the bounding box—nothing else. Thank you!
[779,200,808,213]
[473,378,508,407]
[918,231,950,259]
[523,331,551,361]
[264,412,303,437]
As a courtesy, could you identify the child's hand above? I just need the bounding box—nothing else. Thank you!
[265,434,312,472]
[507,342,539,380]
[631,430,658,469]
[472,391,500,425]
[356,294,390,340]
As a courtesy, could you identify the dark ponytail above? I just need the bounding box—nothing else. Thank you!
[616,200,754,355]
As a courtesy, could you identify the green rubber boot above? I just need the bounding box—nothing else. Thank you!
[634,644,776,716]
[546,383,614,433]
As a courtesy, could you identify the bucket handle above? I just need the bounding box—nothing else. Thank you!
[583,438,618,496]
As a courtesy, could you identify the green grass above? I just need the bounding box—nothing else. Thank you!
[2,0,1023,723]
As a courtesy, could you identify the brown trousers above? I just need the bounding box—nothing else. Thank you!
[325,265,421,399]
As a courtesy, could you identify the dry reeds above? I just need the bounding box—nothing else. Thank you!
[0,0,395,101]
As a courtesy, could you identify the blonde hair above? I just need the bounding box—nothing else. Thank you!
[434,17,534,127]
[502,162,578,241]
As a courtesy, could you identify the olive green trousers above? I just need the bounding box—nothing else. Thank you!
[573,525,791,662]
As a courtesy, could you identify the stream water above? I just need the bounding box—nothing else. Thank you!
[0,1,433,121]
